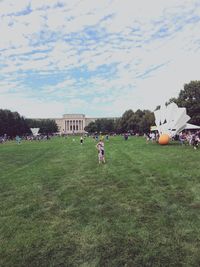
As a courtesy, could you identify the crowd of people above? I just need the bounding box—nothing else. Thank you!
[144,130,200,149]
[0,134,53,144]
[178,131,200,149]
[0,135,7,144]
[144,132,159,143]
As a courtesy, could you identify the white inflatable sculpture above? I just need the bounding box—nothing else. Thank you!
[30,128,40,136]
[154,103,190,137]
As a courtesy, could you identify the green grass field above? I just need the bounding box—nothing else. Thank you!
[0,136,200,267]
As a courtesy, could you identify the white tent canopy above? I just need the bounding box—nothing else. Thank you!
[151,123,200,132]
[184,123,200,130]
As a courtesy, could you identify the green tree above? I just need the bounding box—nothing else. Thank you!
[167,81,200,125]
[0,109,30,137]
[117,109,154,134]
[114,118,122,133]
[26,119,58,134]
[85,121,98,133]
[120,109,134,132]
[139,110,155,133]
[85,119,116,134]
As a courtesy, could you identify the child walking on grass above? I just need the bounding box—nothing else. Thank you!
[96,139,105,164]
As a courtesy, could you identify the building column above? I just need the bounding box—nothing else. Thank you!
[83,119,85,132]
[78,120,80,132]
[70,120,72,131]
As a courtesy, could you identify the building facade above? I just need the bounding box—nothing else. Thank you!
[54,114,97,134]
[55,114,117,134]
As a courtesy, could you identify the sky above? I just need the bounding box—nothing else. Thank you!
[1,0,200,118]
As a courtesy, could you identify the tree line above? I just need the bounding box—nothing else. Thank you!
[85,80,200,134]
[26,119,58,135]
[0,109,57,138]
[0,109,29,137]
[1,81,200,136]
[85,109,155,134]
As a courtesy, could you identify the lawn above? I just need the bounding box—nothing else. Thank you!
[0,136,200,267]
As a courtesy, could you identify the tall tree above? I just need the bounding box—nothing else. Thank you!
[139,110,155,133]
[167,81,200,125]
[85,121,98,133]
[120,109,134,132]
[0,109,30,137]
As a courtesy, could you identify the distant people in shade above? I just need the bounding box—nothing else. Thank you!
[100,134,104,141]
[124,133,128,141]
[179,132,187,145]
[145,133,151,144]
[16,135,21,145]
[148,132,155,143]
[192,134,199,150]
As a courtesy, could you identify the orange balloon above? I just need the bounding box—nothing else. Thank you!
[159,134,170,145]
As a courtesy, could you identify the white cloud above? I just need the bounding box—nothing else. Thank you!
[1,0,200,117]
[0,93,65,118]
[0,0,30,16]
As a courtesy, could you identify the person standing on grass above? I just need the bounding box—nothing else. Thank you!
[16,135,21,145]
[96,139,105,164]
[80,136,83,145]
[145,133,151,144]
[192,134,199,150]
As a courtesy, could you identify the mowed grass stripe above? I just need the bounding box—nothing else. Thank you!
[0,136,200,267]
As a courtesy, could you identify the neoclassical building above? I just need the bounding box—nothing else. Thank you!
[55,114,115,134]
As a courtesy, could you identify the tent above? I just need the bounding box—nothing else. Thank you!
[184,123,200,130]
[150,126,157,131]
[150,123,200,132]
